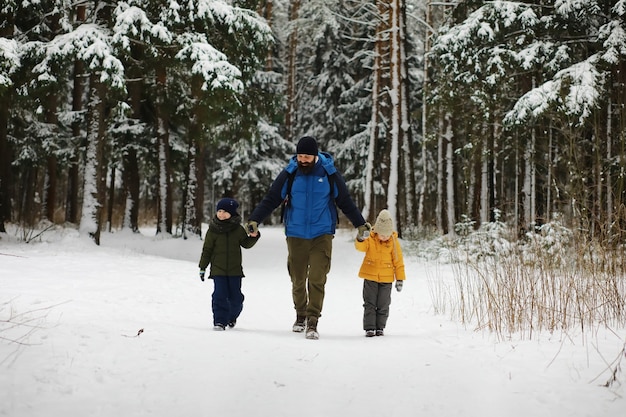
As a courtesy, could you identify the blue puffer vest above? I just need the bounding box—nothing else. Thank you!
[282,152,338,239]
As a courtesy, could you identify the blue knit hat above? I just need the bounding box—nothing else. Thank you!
[216,198,239,216]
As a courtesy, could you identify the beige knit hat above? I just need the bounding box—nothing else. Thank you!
[373,209,394,237]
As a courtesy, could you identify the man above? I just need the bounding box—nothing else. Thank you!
[247,136,370,340]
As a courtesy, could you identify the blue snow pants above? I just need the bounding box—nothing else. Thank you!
[211,276,244,326]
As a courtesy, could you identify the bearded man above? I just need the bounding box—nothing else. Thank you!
[246,136,370,339]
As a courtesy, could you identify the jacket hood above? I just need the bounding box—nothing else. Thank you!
[286,151,336,176]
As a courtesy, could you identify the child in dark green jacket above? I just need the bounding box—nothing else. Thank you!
[198,198,259,330]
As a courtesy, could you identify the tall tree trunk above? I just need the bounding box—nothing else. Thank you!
[184,76,203,238]
[259,0,274,70]
[480,127,489,224]
[398,0,416,235]
[606,101,612,234]
[66,4,87,224]
[615,61,626,240]
[469,138,480,222]
[386,0,401,228]
[523,127,536,228]
[514,133,520,229]
[19,168,40,227]
[418,0,433,229]
[445,113,455,235]
[285,0,300,141]
[44,94,59,222]
[364,24,383,221]
[0,90,11,233]
[545,121,556,222]
[156,65,172,235]
[0,10,15,232]
[121,48,143,233]
[107,165,115,231]
[43,10,61,223]
[79,74,107,245]
[436,112,444,232]
[194,139,205,234]
[122,147,140,232]
[45,157,58,222]
[366,0,393,220]
[0,105,10,233]
[182,141,199,239]
[488,121,497,222]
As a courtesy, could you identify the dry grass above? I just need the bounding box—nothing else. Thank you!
[0,300,65,366]
[430,225,626,341]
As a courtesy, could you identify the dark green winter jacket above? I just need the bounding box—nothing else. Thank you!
[198,214,260,277]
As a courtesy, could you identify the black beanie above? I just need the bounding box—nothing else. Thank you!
[296,136,319,156]
[216,198,239,216]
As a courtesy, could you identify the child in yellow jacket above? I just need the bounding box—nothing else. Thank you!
[355,209,406,337]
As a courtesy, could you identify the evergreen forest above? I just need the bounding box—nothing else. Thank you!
[2,0,626,245]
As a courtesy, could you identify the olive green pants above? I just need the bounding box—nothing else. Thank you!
[286,234,333,319]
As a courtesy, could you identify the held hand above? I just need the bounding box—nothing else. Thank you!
[356,222,372,241]
[395,280,403,292]
[199,270,205,282]
[246,221,259,235]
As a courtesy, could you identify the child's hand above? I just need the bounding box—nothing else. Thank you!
[356,222,371,240]
[246,221,259,234]
[395,280,403,292]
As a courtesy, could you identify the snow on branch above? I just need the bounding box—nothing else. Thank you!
[0,37,20,88]
[434,1,539,56]
[195,0,272,43]
[599,20,626,64]
[113,4,174,48]
[504,55,603,126]
[554,0,600,17]
[33,24,125,90]
[175,34,242,92]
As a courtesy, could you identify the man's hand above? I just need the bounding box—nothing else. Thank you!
[356,222,372,241]
[199,270,205,281]
[246,221,259,235]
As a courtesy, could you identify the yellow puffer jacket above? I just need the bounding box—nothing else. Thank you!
[355,231,406,283]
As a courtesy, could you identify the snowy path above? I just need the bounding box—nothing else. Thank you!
[1,227,624,416]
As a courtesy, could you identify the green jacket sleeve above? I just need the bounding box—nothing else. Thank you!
[198,231,215,270]
[239,226,260,249]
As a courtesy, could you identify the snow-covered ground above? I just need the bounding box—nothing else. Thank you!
[1,225,624,417]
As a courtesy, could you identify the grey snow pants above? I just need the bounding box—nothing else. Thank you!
[362,279,392,331]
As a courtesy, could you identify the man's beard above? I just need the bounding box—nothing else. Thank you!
[298,161,314,174]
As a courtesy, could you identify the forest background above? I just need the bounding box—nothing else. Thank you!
[1,0,626,246]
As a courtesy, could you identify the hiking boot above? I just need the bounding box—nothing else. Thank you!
[292,316,306,333]
[376,329,384,336]
[213,324,226,331]
[305,317,319,340]
[365,330,376,337]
